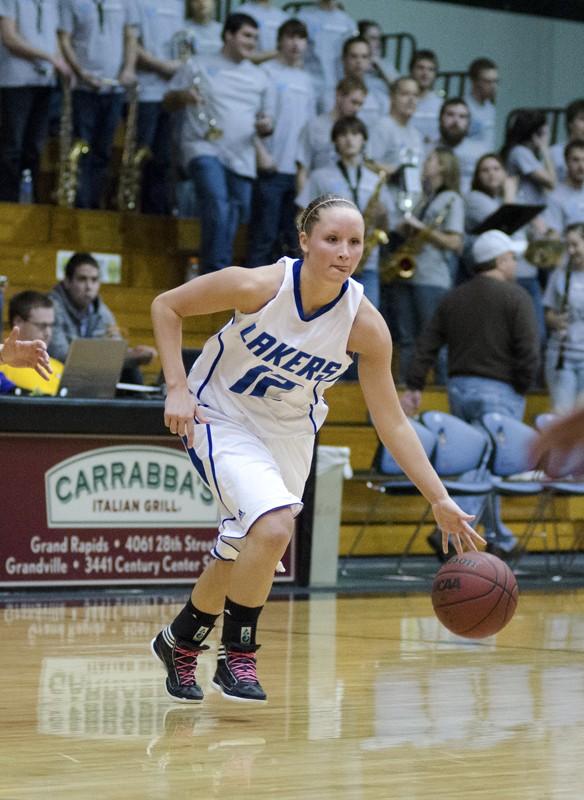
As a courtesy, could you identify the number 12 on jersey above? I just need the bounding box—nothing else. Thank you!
[229,365,301,398]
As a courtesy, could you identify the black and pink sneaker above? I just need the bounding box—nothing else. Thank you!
[151,627,206,703]
[212,644,267,703]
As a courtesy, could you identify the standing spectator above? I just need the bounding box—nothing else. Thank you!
[297,75,366,176]
[401,229,539,559]
[465,153,546,341]
[369,77,423,178]
[247,19,316,268]
[0,0,69,202]
[544,140,584,234]
[298,0,357,98]
[164,13,275,273]
[501,109,556,206]
[357,18,398,89]
[435,97,485,194]
[184,0,222,56]
[0,291,63,394]
[296,116,393,307]
[135,0,185,215]
[319,36,388,131]
[549,99,584,183]
[58,0,139,209]
[465,57,498,152]
[238,0,289,60]
[394,146,464,381]
[543,223,584,413]
[410,49,442,147]
[49,252,157,383]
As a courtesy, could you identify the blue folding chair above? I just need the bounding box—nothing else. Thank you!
[481,412,547,571]
[533,412,584,572]
[343,419,437,574]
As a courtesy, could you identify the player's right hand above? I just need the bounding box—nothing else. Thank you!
[164,386,208,448]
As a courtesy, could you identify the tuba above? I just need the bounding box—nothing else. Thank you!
[356,169,390,274]
[117,84,151,212]
[55,79,89,208]
[380,196,455,284]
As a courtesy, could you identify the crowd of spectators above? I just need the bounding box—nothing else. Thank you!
[1,0,584,415]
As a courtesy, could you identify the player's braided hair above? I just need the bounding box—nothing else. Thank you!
[297,194,358,235]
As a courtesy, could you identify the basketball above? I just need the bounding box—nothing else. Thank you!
[431,551,518,638]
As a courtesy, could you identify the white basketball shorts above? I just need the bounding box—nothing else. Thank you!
[183,408,314,562]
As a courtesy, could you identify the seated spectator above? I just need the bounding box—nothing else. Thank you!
[368,77,423,178]
[318,36,388,131]
[296,116,393,307]
[465,57,498,152]
[410,49,442,146]
[0,294,55,390]
[297,0,357,98]
[465,153,546,341]
[238,0,290,61]
[501,109,556,206]
[544,139,584,234]
[184,0,222,55]
[297,75,366,176]
[549,99,584,183]
[247,19,316,267]
[434,97,485,194]
[49,253,157,384]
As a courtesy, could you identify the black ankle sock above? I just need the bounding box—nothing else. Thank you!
[170,598,218,644]
[222,597,263,649]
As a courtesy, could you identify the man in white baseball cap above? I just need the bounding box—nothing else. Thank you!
[472,229,527,269]
[400,228,539,561]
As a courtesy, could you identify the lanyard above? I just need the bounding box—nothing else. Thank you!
[33,0,43,34]
[93,0,105,33]
[337,161,362,210]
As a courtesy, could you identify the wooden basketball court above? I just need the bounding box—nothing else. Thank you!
[1,587,583,798]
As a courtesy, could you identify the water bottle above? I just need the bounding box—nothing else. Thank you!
[18,169,33,204]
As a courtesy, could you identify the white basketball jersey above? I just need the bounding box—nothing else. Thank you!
[187,257,364,438]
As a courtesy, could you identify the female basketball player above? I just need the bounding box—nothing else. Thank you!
[0,325,52,376]
[150,194,484,705]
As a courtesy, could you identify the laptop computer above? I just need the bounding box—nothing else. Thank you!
[58,338,127,399]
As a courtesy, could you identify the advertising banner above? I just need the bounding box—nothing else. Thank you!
[0,437,295,586]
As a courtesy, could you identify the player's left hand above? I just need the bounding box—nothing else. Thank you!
[1,326,52,379]
[431,496,485,556]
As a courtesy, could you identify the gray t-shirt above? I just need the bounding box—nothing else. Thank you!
[260,59,316,174]
[135,0,184,102]
[464,92,496,152]
[550,141,567,183]
[409,190,464,288]
[168,53,275,178]
[238,2,289,53]
[506,144,548,205]
[544,182,584,233]
[368,115,424,170]
[0,0,61,87]
[411,91,442,147]
[59,0,138,87]
[296,161,394,273]
[543,266,584,358]
[452,137,486,195]
[297,112,336,171]
[184,20,222,55]
[297,6,356,93]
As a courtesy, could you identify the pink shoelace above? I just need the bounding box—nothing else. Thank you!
[228,651,258,683]
[174,645,201,686]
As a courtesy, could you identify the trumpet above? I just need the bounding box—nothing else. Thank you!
[525,235,566,269]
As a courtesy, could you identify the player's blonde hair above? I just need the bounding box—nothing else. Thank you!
[296,194,359,235]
